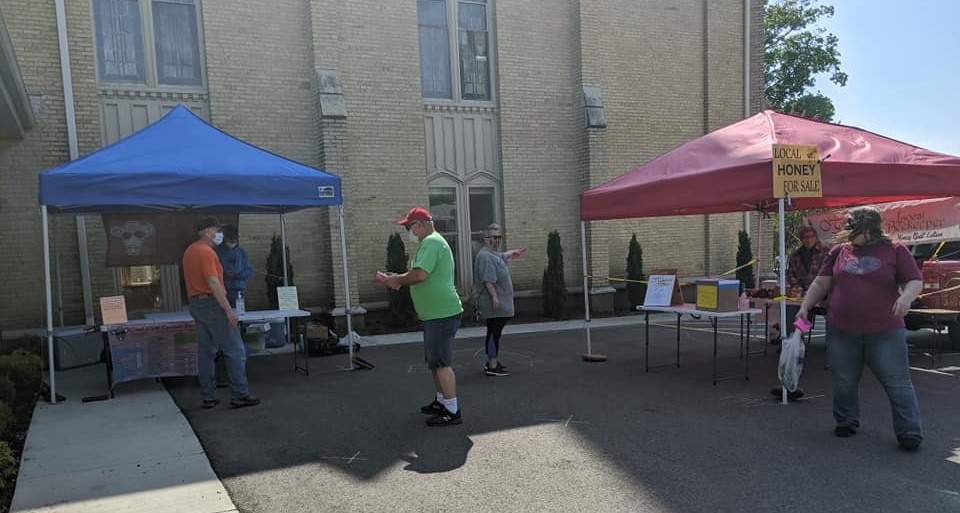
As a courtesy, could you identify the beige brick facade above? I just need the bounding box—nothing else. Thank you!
[0,0,765,332]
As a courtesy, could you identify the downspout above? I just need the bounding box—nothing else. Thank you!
[702,0,711,275]
[55,0,94,325]
[742,0,752,235]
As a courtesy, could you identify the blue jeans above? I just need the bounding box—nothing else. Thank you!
[826,326,922,439]
[189,297,250,400]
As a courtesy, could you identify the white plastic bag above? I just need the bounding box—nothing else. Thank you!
[777,330,806,392]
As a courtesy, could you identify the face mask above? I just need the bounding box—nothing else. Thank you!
[213,232,224,245]
[407,230,419,244]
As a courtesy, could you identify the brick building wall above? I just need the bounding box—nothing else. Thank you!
[0,0,764,331]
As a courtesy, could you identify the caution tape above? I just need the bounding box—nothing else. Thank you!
[584,258,758,285]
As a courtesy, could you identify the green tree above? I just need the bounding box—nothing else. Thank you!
[765,0,847,121]
[385,233,415,326]
[736,230,756,289]
[626,234,645,306]
[541,230,567,319]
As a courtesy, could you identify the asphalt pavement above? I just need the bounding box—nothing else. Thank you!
[161,316,960,513]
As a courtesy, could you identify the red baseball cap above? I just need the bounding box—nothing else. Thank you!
[398,207,432,225]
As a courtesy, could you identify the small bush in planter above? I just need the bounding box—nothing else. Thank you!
[386,233,415,326]
[265,233,294,310]
[541,230,567,319]
[626,234,645,306]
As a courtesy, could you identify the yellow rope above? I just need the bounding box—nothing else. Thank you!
[584,258,758,286]
[917,283,960,300]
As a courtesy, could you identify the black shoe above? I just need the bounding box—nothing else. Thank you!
[484,363,511,377]
[834,425,857,437]
[897,435,922,452]
[202,398,219,409]
[426,406,462,427]
[769,387,804,401]
[230,395,260,409]
[420,399,444,415]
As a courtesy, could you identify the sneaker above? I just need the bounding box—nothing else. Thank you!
[201,398,219,409]
[897,435,922,452]
[769,387,803,402]
[230,395,260,409]
[420,399,444,415]
[834,425,857,438]
[484,363,510,377]
[426,406,462,427]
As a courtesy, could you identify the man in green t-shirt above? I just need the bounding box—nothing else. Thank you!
[382,207,464,427]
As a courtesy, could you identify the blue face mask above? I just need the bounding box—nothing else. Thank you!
[213,232,224,245]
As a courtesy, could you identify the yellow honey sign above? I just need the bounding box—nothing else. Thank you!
[772,143,822,198]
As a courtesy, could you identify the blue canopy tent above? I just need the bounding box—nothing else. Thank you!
[37,105,354,401]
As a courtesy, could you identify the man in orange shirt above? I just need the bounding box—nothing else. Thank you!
[183,217,259,409]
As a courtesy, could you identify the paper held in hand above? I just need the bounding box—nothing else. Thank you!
[375,271,394,283]
[505,247,527,261]
[276,286,299,310]
[643,275,683,307]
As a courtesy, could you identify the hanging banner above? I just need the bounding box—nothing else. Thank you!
[772,144,822,198]
[102,213,239,266]
[804,197,960,244]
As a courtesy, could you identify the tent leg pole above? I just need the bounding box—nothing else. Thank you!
[778,198,788,405]
[338,205,355,370]
[42,207,58,404]
[579,221,606,362]
[581,221,591,354]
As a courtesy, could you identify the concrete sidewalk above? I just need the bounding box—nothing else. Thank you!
[8,315,649,513]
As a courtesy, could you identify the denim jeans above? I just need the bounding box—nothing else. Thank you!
[826,326,922,439]
[189,297,250,400]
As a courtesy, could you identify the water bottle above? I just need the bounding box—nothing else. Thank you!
[235,291,245,314]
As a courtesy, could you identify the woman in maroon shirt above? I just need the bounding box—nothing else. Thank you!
[797,206,923,452]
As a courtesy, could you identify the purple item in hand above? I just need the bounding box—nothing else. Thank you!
[793,317,812,333]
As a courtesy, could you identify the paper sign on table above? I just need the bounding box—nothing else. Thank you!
[643,275,682,307]
[100,295,128,325]
[276,286,299,310]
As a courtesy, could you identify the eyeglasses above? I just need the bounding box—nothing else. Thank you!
[404,221,419,231]
[485,235,503,242]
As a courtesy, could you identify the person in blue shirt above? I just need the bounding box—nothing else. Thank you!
[214,224,254,308]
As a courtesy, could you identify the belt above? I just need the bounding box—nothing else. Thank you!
[190,293,213,299]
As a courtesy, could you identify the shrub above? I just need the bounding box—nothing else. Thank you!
[0,350,41,416]
[541,230,567,319]
[0,441,17,493]
[736,230,756,289]
[626,234,645,305]
[265,234,294,309]
[386,233,415,326]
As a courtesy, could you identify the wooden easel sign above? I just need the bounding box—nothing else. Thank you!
[643,275,683,307]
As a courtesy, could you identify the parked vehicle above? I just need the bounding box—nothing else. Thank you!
[905,242,960,347]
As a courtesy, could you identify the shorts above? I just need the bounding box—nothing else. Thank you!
[423,315,461,370]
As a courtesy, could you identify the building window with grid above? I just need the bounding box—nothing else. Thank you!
[93,0,204,88]
[417,0,492,102]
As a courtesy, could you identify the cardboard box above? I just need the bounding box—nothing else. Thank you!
[696,279,740,311]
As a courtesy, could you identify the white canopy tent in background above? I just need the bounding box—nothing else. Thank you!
[37,106,355,403]
[805,197,960,245]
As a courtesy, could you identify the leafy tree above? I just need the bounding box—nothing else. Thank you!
[764,0,847,121]
[736,230,756,289]
[541,230,567,319]
[626,234,645,306]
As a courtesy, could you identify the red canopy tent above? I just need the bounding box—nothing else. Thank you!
[576,110,960,363]
[581,110,960,220]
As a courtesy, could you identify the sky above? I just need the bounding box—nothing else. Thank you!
[810,0,960,155]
